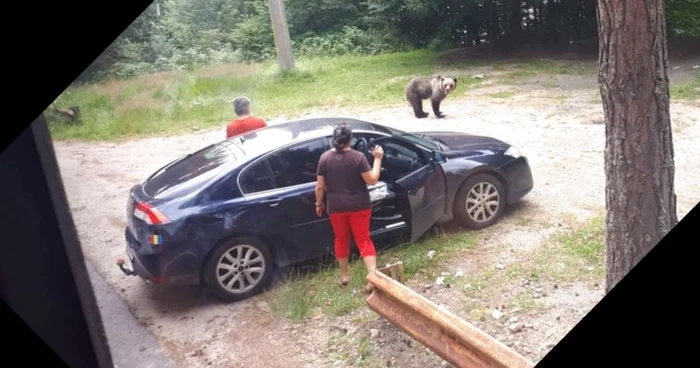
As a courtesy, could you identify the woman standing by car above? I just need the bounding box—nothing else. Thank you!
[315,123,384,287]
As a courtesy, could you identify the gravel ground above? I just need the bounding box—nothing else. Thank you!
[53,70,699,368]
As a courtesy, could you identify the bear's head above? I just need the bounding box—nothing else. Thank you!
[436,76,458,94]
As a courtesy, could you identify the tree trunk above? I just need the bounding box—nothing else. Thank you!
[487,0,499,43]
[506,0,522,35]
[268,0,295,70]
[596,0,678,294]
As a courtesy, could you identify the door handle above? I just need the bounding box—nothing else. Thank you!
[408,188,418,195]
[261,198,281,207]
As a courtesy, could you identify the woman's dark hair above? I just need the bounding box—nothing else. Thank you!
[332,123,353,150]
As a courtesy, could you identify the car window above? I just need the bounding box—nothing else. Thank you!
[201,171,244,203]
[349,133,380,162]
[230,124,335,159]
[142,143,237,200]
[239,160,275,194]
[267,139,328,188]
[377,139,427,181]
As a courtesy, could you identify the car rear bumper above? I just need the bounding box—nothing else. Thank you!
[500,156,534,204]
[122,228,202,286]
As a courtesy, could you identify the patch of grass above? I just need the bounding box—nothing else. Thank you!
[459,215,605,313]
[502,70,538,82]
[462,297,489,322]
[559,216,605,265]
[530,215,606,283]
[511,291,544,312]
[488,91,517,99]
[462,273,487,294]
[326,332,354,364]
[670,71,700,100]
[549,93,569,101]
[48,50,490,141]
[587,73,698,103]
[468,306,488,322]
[537,220,553,228]
[504,263,525,279]
[516,216,534,226]
[270,231,477,321]
[441,275,457,286]
[499,59,594,84]
[453,76,486,92]
[516,60,591,76]
[355,336,373,365]
[351,314,375,325]
[490,63,508,72]
[588,92,603,104]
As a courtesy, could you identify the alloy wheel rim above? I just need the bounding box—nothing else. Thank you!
[465,182,500,223]
[216,244,265,294]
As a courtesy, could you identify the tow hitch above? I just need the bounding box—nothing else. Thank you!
[116,258,137,276]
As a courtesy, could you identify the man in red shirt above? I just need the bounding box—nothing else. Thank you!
[226,96,267,139]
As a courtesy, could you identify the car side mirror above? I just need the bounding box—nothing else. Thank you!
[431,150,447,163]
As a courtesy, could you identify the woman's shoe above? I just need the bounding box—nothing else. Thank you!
[360,284,375,295]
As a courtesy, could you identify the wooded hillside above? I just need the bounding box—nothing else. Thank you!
[78,0,700,83]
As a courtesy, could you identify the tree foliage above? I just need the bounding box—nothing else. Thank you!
[666,0,700,36]
[77,0,699,83]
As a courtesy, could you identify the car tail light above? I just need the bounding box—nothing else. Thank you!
[133,202,170,225]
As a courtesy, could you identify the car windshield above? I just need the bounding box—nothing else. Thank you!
[142,143,238,199]
[378,125,442,151]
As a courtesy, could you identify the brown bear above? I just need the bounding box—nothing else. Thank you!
[404,75,458,118]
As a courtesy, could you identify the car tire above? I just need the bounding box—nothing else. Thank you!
[203,236,273,302]
[453,173,506,230]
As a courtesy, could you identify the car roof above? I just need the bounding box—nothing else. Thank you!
[219,117,394,158]
[259,117,392,138]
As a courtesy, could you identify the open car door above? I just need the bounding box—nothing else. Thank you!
[369,137,448,243]
[367,181,407,237]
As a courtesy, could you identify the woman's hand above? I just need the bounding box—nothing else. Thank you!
[316,203,324,217]
[371,145,384,160]
[362,145,384,185]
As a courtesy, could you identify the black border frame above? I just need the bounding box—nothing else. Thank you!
[1,0,697,366]
[1,114,113,367]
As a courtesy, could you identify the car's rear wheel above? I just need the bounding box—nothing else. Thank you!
[453,173,506,230]
[203,236,272,302]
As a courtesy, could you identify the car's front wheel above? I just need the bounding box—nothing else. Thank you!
[453,173,506,230]
[203,236,272,302]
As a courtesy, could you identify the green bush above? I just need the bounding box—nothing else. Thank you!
[294,26,411,57]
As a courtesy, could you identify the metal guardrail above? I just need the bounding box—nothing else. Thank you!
[366,263,535,368]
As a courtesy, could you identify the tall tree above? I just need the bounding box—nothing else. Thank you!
[268,0,295,69]
[596,0,678,293]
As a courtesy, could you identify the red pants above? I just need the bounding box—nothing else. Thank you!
[328,209,376,259]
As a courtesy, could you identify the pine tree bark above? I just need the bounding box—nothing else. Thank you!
[596,0,678,294]
[486,0,499,44]
[506,0,522,35]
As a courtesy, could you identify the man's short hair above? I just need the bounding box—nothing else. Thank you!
[233,97,251,116]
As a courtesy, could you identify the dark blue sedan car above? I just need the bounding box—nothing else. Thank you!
[118,117,533,301]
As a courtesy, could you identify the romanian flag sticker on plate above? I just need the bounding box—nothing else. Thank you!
[150,234,163,245]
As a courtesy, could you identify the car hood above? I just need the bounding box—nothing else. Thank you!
[412,131,509,158]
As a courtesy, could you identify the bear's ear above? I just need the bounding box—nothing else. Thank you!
[453,77,458,84]
[436,75,443,81]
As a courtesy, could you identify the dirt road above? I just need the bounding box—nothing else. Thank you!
[53,76,699,367]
